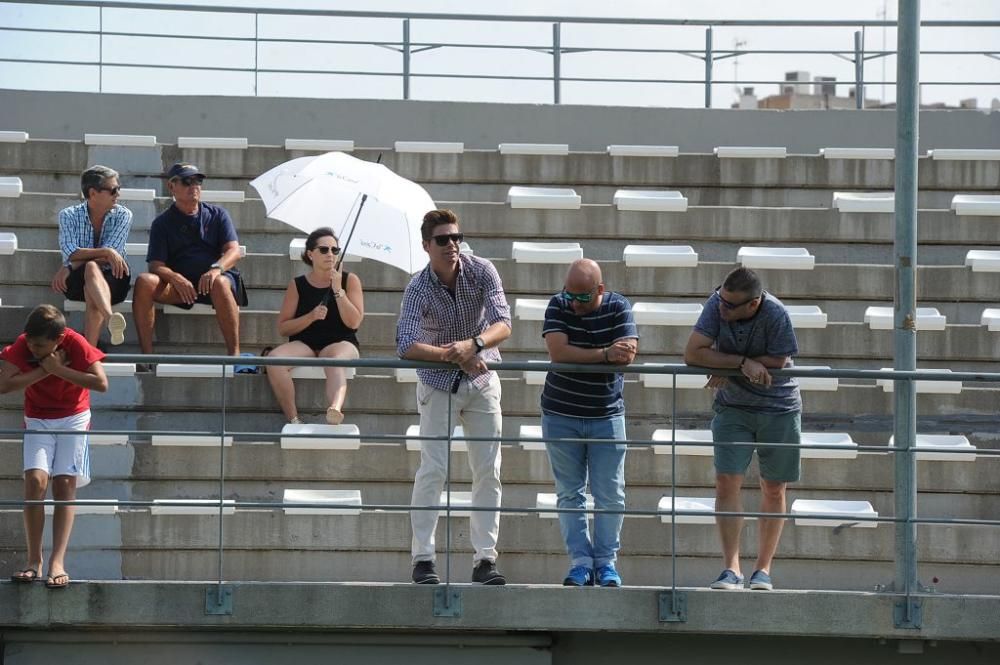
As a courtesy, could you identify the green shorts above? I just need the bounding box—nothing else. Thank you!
[711,405,801,483]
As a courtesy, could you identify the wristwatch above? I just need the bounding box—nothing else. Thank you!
[473,336,485,353]
[210,262,223,272]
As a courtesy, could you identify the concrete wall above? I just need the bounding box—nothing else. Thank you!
[1,89,999,152]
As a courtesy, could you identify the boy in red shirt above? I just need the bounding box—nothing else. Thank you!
[0,304,107,589]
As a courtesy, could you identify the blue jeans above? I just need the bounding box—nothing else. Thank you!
[542,412,627,568]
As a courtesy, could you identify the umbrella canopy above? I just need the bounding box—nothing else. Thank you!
[250,152,435,274]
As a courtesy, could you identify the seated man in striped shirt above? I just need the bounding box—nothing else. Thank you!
[50,165,132,348]
[541,258,638,587]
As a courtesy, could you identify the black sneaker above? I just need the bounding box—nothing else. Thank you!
[472,560,506,585]
[412,560,440,584]
[135,362,156,373]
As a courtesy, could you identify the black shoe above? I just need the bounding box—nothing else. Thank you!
[412,560,440,584]
[135,362,156,373]
[472,560,506,585]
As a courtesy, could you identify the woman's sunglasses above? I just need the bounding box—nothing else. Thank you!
[313,245,341,255]
[431,233,464,247]
[561,289,595,303]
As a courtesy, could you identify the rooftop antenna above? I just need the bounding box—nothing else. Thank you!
[733,37,748,101]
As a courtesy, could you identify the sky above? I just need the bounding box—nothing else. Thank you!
[0,0,997,109]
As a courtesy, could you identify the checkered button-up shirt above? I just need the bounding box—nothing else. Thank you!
[396,253,512,392]
[57,202,133,267]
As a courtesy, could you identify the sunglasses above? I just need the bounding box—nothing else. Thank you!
[561,288,595,303]
[98,186,121,196]
[431,233,464,247]
[313,245,341,255]
[715,286,759,310]
[172,176,204,187]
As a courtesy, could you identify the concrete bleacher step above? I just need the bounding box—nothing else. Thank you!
[737,246,815,270]
[284,138,354,151]
[84,133,157,147]
[511,241,582,264]
[790,499,878,528]
[864,306,947,330]
[282,488,362,515]
[820,148,894,160]
[613,190,688,212]
[507,186,581,209]
[607,145,679,158]
[536,492,594,519]
[280,424,362,450]
[623,245,698,268]
[951,195,1000,216]
[833,191,894,213]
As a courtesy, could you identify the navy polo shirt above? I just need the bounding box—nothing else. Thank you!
[146,202,238,279]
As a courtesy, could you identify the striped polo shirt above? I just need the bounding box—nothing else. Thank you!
[540,291,638,419]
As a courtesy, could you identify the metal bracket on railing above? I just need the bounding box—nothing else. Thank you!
[433,588,462,617]
[205,585,233,615]
[893,598,923,629]
[658,591,687,623]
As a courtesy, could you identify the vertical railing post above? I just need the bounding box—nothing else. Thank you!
[892,0,922,630]
[704,27,713,109]
[205,359,232,615]
[854,30,865,109]
[402,19,411,100]
[553,23,562,104]
[658,370,686,622]
[254,13,259,96]
[98,6,103,93]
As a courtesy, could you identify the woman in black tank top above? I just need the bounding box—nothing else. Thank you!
[265,228,365,425]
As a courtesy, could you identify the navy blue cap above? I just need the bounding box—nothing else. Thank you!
[164,163,206,180]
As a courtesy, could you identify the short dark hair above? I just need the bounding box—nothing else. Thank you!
[722,267,762,298]
[301,227,338,266]
[80,165,119,199]
[24,304,66,340]
[421,209,459,241]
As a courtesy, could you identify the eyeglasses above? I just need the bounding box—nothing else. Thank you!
[715,286,760,310]
[561,288,596,303]
[98,186,121,196]
[172,176,204,187]
[313,245,341,255]
[431,233,464,246]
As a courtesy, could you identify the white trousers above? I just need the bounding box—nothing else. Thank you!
[411,374,502,564]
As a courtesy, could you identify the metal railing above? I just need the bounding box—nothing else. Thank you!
[1,353,997,622]
[1,1,998,107]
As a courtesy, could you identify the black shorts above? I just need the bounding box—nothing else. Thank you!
[169,269,249,310]
[64,263,131,305]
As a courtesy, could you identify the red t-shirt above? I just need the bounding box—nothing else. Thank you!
[0,328,105,419]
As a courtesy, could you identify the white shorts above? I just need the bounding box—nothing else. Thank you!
[23,410,92,488]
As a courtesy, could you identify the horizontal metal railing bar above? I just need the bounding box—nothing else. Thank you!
[10,1,1000,28]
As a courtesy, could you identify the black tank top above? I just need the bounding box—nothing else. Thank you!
[289,272,360,351]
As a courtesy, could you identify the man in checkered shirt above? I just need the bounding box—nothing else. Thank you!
[396,209,512,586]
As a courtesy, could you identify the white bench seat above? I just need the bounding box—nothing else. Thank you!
[876,368,962,394]
[155,363,234,378]
[522,360,548,386]
[437,491,473,517]
[44,499,118,515]
[929,148,1000,161]
[514,298,549,321]
[285,139,354,152]
[394,367,418,382]
[651,429,713,456]
[607,145,679,158]
[0,131,28,143]
[280,423,361,450]
[981,308,1000,331]
[118,188,156,202]
[507,186,581,209]
[613,190,688,212]
[623,245,698,268]
[64,299,132,313]
[406,425,468,452]
[84,133,156,147]
[785,305,828,329]
[640,368,707,390]
[889,434,977,461]
[289,366,356,380]
[820,147,894,160]
[737,247,815,270]
[151,434,233,447]
[657,496,722,524]
[965,250,1000,272]
[499,143,568,156]
[863,306,946,331]
[511,241,583,264]
[791,499,878,528]
[177,137,248,149]
[833,191,894,213]
[801,432,858,459]
[714,146,786,159]
[282,489,362,515]
[632,302,702,326]
[519,424,545,451]
[951,195,1000,216]
[394,141,464,153]
[0,232,18,254]
[201,190,246,203]
[537,492,593,519]
[794,365,839,391]
[102,363,137,377]
[151,499,235,515]
[89,434,129,445]
[0,177,23,198]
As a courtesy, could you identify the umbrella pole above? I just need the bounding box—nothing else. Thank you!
[325,153,385,305]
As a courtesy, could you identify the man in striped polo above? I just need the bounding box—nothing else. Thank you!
[541,259,638,587]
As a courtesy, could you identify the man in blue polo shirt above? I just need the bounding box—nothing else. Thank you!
[541,258,638,587]
[133,163,247,360]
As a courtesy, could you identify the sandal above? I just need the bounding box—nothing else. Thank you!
[326,406,344,425]
[10,568,41,583]
[46,572,70,589]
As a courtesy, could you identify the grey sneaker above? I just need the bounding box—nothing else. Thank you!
[412,560,439,584]
[748,569,773,590]
[472,560,506,585]
[709,568,745,590]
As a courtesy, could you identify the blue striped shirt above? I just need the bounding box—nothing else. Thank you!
[541,291,638,419]
[57,202,133,267]
[396,253,512,392]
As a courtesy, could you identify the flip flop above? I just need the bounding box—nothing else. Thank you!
[45,573,70,589]
[10,568,41,583]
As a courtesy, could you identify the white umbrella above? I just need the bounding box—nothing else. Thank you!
[250,152,435,274]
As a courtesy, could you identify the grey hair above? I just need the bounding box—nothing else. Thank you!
[80,165,119,199]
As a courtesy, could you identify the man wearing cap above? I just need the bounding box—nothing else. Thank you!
[133,163,246,359]
[50,165,132,348]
